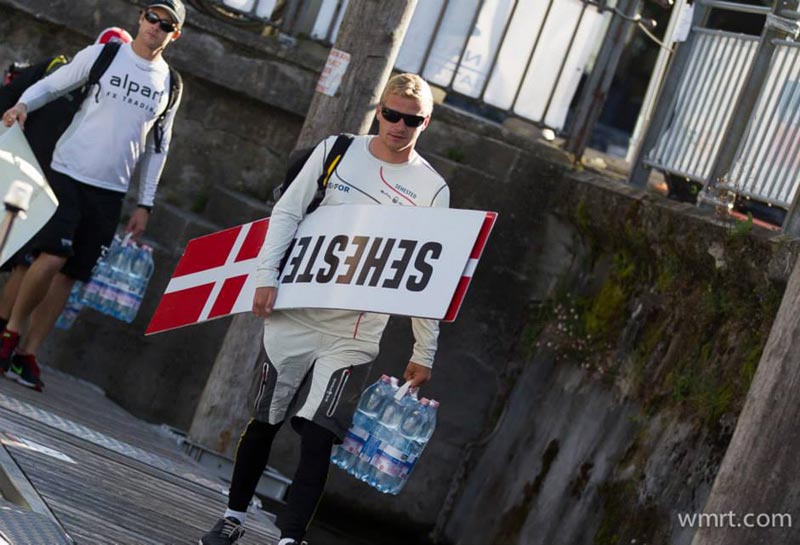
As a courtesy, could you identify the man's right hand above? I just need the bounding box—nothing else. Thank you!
[252,286,277,318]
[2,103,28,128]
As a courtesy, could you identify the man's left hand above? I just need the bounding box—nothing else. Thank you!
[126,207,150,238]
[404,361,431,388]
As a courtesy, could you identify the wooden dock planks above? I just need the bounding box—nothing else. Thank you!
[0,368,279,545]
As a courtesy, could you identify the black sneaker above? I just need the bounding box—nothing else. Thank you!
[0,329,20,373]
[199,517,245,545]
[6,353,44,392]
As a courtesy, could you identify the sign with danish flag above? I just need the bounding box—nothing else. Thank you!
[145,205,497,335]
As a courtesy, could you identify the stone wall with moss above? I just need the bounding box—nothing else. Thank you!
[439,172,798,545]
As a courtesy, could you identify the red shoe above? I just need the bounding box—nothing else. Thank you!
[0,329,20,372]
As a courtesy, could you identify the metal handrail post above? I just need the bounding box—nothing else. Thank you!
[626,0,686,164]
[564,0,642,159]
[628,1,710,188]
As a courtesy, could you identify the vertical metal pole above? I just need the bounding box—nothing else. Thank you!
[542,2,589,125]
[628,2,710,188]
[625,0,685,163]
[326,0,346,43]
[703,0,800,195]
[281,0,304,33]
[509,0,555,114]
[448,0,487,90]
[564,0,640,157]
[479,0,519,101]
[419,0,450,77]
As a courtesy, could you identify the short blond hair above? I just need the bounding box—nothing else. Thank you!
[380,73,434,116]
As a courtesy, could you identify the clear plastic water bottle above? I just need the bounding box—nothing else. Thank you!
[332,375,393,470]
[370,441,409,493]
[399,398,430,450]
[83,236,122,311]
[105,242,136,319]
[348,377,400,480]
[366,386,418,490]
[55,281,85,330]
[118,245,154,323]
[390,399,438,494]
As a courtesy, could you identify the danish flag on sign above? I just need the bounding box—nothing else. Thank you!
[145,207,498,336]
[145,219,269,335]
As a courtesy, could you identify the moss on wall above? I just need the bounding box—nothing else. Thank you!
[514,196,788,545]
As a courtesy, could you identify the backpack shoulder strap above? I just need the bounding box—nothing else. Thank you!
[154,67,182,153]
[166,67,182,112]
[83,41,121,105]
[308,133,355,213]
[320,133,354,187]
[88,42,121,89]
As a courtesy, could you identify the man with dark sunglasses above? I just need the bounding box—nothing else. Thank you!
[200,73,449,545]
[0,0,185,390]
[0,26,132,338]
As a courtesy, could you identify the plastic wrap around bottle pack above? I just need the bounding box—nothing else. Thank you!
[80,233,155,323]
[331,375,438,495]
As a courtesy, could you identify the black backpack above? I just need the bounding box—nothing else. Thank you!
[273,133,354,214]
[80,41,183,153]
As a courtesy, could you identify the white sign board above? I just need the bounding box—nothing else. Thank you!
[275,205,484,318]
[147,205,497,334]
[0,123,59,265]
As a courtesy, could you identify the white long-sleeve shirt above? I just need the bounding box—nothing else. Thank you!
[256,135,450,367]
[18,42,179,206]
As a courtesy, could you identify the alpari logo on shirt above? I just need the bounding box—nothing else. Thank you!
[109,74,166,102]
[105,73,165,114]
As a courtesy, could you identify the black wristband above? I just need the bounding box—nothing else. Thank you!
[137,204,153,213]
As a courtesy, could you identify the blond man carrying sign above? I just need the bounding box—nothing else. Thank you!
[201,74,449,545]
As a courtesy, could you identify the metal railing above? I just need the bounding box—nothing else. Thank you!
[724,40,800,208]
[189,0,348,42]
[394,0,613,130]
[630,0,800,233]
[194,0,618,132]
[644,29,758,182]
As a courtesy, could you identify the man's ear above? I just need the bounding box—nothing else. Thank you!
[171,30,182,42]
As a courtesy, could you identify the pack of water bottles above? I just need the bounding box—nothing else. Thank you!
[54,280,86,330]
[56,234,155,328]
[331,375,439,495]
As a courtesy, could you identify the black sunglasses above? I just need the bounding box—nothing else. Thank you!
[380,106,426,128]
[144,10,178,33]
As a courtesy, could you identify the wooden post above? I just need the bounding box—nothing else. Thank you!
[690,256,800,545]
[188,0,419,456]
